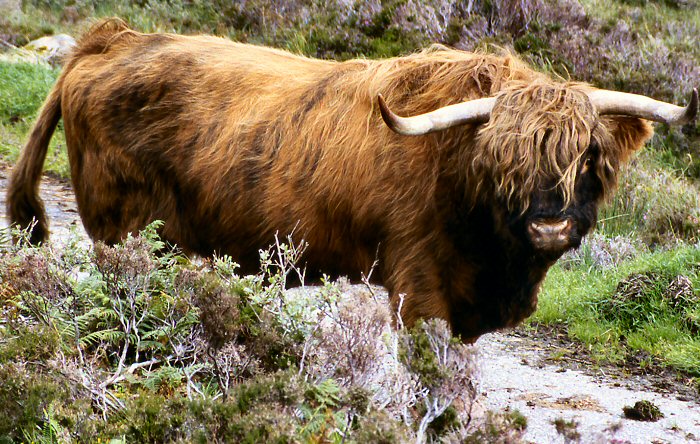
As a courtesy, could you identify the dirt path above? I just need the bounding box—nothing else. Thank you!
[477,332,699,443]
[1,167,699,443]
[0,165,87,241]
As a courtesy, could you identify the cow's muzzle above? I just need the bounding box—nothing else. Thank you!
[527,218,574,253]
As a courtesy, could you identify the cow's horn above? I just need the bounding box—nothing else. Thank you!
[589,88,698,125]
[378,94,496,136]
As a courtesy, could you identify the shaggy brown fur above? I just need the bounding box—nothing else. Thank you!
[7,19,654,340]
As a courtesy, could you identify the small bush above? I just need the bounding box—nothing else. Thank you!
[0,364,67,441]
[598,271,699,333]
[450,409,528,443]
[553,417,581,443]
[0,324,59,362]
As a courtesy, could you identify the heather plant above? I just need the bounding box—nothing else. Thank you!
[446,409,528,443]
[306,282,391,386]
[0,223,493,442]
[398,319,479,442]
[553,417,581,443]
[561,232,647,270]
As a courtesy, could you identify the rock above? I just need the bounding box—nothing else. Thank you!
[0,34,76,67]
[24,34,76,66]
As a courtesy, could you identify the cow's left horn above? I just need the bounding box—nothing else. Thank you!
[589,88,698,125]
[378,94,496,136]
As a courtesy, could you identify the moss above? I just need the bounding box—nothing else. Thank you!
[427,405,459,437]
[0,364,68,441]
[0,324,60,363]
[623,400,664,421]
[352,410,412,444]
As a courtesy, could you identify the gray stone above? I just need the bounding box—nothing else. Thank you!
[0,34,76,66]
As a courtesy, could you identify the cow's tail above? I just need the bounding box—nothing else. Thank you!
[6,19,134,244]
[6,76,63,244]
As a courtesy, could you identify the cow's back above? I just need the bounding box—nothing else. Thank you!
[60,27,404,276]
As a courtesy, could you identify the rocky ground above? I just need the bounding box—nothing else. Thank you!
[1,166,699,443]
[477,332,699,443]
[0,164,87,241]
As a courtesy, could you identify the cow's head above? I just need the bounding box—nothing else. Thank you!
[379,84,698,260]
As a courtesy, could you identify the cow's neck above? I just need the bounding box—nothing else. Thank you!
[443,201,554,340]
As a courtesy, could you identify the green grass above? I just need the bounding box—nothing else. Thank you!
[533,244,700,374]
[0,62,59,121]
[598,148,700,244]
[0,61,68,176]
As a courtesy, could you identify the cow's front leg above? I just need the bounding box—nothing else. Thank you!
[382,243,481,342]
[384,256,452,331]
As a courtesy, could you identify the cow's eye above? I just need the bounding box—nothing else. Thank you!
[580,156,594,174]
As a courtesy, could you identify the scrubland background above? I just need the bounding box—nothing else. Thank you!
[0,1,698,442]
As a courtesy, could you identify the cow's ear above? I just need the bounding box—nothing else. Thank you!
[602,116,654,162]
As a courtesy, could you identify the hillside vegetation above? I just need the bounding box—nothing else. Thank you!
[0,0,698,442]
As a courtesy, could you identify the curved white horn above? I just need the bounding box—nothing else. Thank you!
[378,94,496,136]
[589,88,698,125]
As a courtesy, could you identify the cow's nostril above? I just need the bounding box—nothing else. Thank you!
[528,219,574,252]
[530,219,571,237]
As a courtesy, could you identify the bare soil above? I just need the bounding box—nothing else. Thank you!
[2,165,699,443]
[0,162,87,241]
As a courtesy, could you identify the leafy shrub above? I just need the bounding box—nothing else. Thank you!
[0,224,490,442]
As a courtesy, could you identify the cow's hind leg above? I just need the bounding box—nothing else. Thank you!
[70,147,177,246]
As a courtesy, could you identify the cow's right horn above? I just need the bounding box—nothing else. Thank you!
[589,88,698,125]
[378,94,496,136]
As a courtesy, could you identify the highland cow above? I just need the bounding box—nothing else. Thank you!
[7,19,697,341]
